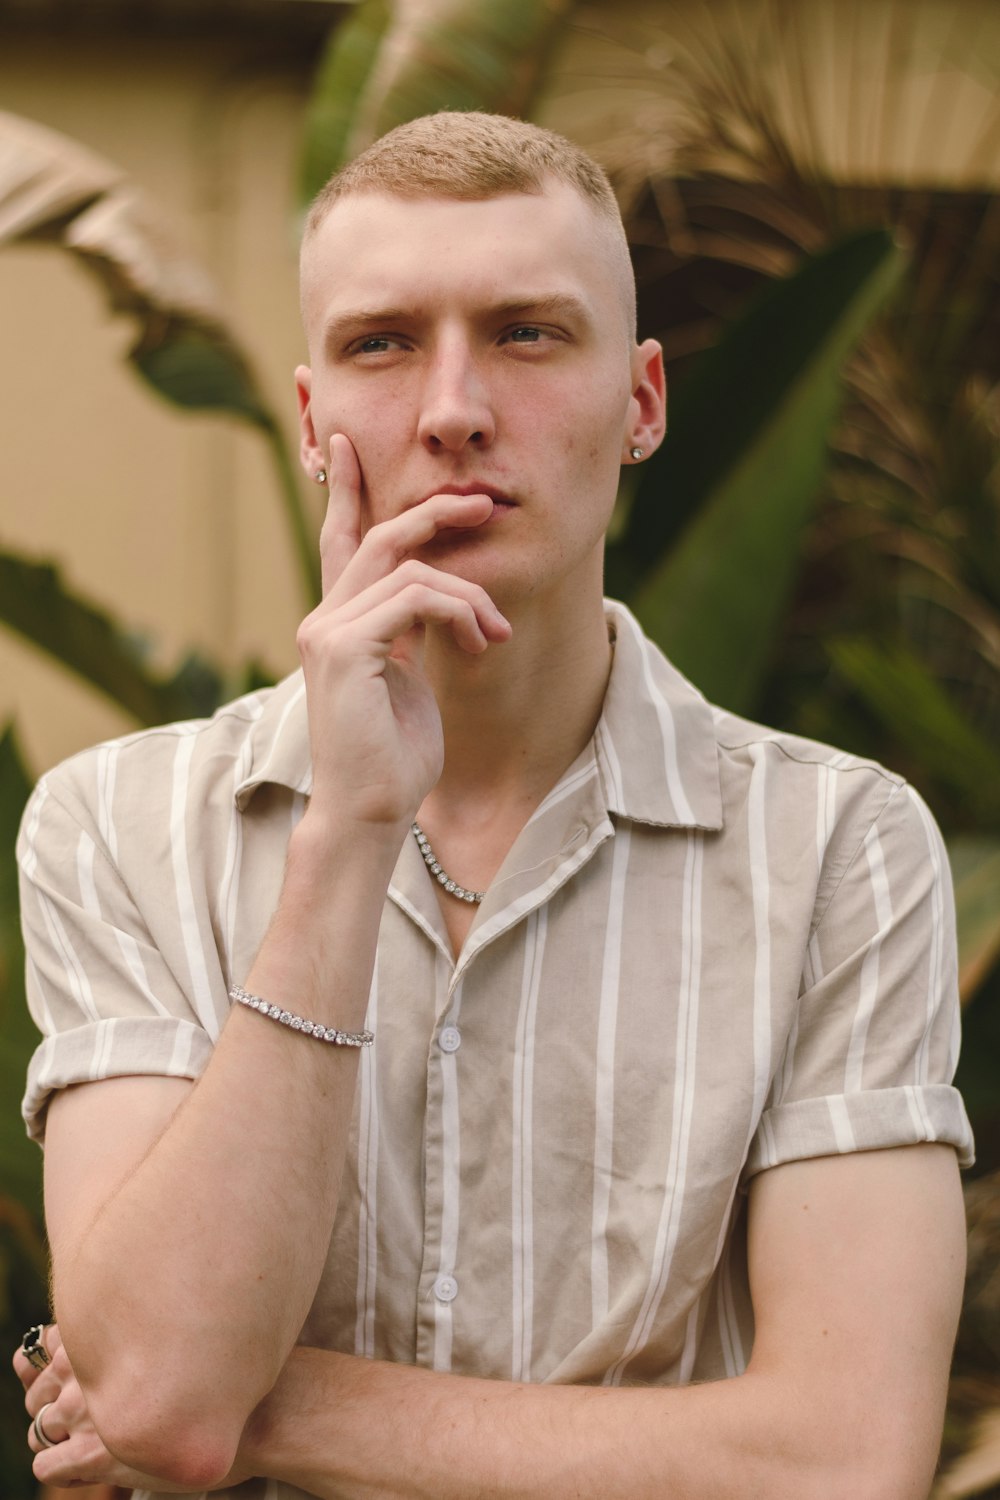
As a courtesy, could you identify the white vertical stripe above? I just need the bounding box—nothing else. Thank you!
[639,649,696,823]
[804,762,837,994]
[678,1300,699,1383]
[93,1016,116,1079]
[595,722,626,811]
[354,954,381,1360]
[826,1095,857,1151]
[845,822,893,1093]
[166,1024,197,1076]
[76,830,172,1019]
[218,740,252,972]
[25,952,55,1037]
[433,977,464,1374]
[747,748,773,1124]
[532,757,599,821]
[512,908,547,1383]
[759,1112,778,1169]
[96,742,120,864]
[910,790,944,1086]
[710,749,774,1377]
[590,826,631,1331]
[606,831,703,1384]
[170,734,219,1037]
[36,889,100,1023]
[19,776,47,881]
[76,832,98,916]
[705,750,781,1290]
[905,1082,934,1140]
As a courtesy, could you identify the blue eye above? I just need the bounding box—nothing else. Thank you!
[358,336,393,353]
[508,326,542,343]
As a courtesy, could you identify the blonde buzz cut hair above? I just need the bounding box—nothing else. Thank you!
[303,111,636,338]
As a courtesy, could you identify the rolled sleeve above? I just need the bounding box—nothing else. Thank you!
[18,767,215,1143]
[746,783,975,1179]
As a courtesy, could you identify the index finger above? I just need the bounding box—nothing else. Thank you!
[318,433,363,597]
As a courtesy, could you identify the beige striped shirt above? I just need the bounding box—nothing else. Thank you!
[19,600,973,1495]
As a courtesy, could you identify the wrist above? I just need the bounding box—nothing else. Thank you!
[287,803,409,880]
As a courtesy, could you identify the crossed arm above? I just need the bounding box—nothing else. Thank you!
[17,438,968,1497]
[21,1117,965,1499]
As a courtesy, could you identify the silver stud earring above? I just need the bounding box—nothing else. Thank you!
[315,469,327,485]
[630,446,643,461]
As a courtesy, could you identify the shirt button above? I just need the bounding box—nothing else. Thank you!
[439,1026,462,1053]
[434,1274,459,1303]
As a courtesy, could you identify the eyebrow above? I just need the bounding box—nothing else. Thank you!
[322,293,592,348]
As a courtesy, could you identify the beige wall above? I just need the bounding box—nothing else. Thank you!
[1,25,325,774]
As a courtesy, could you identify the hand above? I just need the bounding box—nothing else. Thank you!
[296,434,511,829]
[14,1324,252,1492]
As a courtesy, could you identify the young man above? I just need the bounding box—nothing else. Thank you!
[16,113,972,1497]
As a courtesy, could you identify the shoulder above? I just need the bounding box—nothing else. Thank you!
[17,682,284,866]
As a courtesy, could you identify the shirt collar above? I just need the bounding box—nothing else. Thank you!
[596,600,723,829]
[234,600,723,831]
[234,672,311,810]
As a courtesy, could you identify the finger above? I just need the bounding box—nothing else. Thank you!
[27,1399,68,1453]
[13,1322,57,1389]
[319,433,363,597]
[32,1431,116,1487]
[326,559,510,641]
[25,1366,61,1416]
[25,1341,71,1417]
[328,491,496,605]
[343,582,499,658]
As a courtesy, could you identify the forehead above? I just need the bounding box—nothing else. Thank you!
[300,186,626,339]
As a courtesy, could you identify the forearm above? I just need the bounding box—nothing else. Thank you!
[53,814,404,1483]
[242,1348,884,1500]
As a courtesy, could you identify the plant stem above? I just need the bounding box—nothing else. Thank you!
[263,417,321,607]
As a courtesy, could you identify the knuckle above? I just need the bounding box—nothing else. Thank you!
[295,615,321,657]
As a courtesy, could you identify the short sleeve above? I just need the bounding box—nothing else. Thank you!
[745,782,974,1179]
[17,766,215,1144]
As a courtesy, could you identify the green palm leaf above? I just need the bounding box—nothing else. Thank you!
[616,229,905,714]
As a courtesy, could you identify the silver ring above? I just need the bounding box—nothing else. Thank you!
[20,1324,51,1372]
[33,1402,60,1449]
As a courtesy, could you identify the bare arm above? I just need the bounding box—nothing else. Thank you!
[235,1144,965,1500]
[27,1143,964,1497]
[41,438,510,1489]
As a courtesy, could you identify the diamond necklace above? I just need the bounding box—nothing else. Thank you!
[411,822,485,904]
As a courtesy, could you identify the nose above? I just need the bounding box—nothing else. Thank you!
[417,334,496,454]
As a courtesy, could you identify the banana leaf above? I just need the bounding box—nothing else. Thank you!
[947,837,1000,1006]
[0,725,39,1210]
[301,0,577,193]
[611,229,904,715]
[0,110,269,427]
[828,636,1000,826]
[0,552,229,726]
[0,109,319,604]
[300,0,393,201]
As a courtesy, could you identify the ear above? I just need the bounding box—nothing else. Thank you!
[295,364,324,477]
[622,337,667,463]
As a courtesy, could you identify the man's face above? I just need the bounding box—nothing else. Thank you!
[297,183,663,611]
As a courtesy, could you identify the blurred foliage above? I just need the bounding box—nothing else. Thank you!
[1,0,999,1494]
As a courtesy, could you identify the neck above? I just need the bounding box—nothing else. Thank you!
[421,590,612,821]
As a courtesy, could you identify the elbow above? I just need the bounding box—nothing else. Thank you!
[89,1385,243,1490]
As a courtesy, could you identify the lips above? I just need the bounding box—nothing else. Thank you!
[417,483,516,507]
